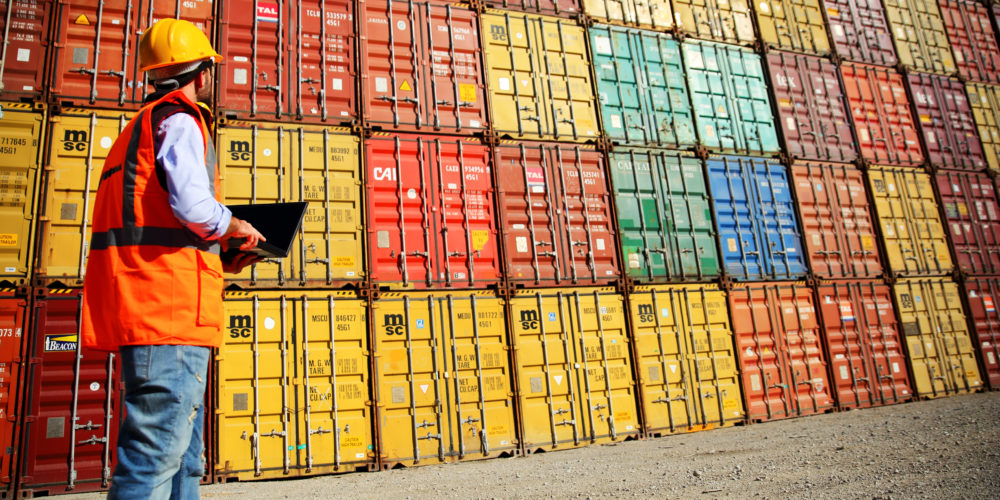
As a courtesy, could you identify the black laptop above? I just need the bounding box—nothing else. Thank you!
[223,202,308,258]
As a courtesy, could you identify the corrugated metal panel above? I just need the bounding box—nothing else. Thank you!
[893,277,983,398]
[628,284,744,435]
[707,155,808,281]
[823,0,898,66]
[814,280,912,409]
[47,0,215,109]
[581,0,673,29]
[609,149,718,282]
[588,25,695,148]
[494,141,620,287]
[0,102,44,285]
[939,0,1000,84]
[935,170,1000,275]
[34,108,132,287]
[791,162,882,279]
[672,0,755,45]
[510,287,640,451]
[216,0,357,124]
[483,0,581,17]
[216,291,373,480]
[753,0,831,54]
[961,276,1000,390]
[840,63,924,166]
[216,121,366,288]
[684,41,781,155]
[883,0,955,75]
[366,133,499,289]
[0,0,51,101]
[729,282,835,421]
[0,294,27,493]
[19,291,120,496]
[372,291,517,467]
[867,166,953,277]
[481,11,600,142]
[965,82,1000,174]
[359,0,487,133]
[765,52,857,162]
[906,73,986,170]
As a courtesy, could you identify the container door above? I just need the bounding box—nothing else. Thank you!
[883,0,956,76]
[963,278,1000,389]
[939,0,1000,84]
[841,63,923,166]
[754,0,830,54]
[672,0,755,44]
[581,0,673,29]
[755,161,806,279]
[824,0,898,66]
[906,73,985,169]
[482,0,582,16]
[936,171,1000,275]
[0,103,43,284]
[0,295,27,491]
[0,0,50,101]
[966,83,1000,174]
[288,0,357,124]
[216,0,286,120]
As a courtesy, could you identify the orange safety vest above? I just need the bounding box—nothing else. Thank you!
[81,90,224,351]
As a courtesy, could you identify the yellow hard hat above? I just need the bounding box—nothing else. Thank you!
[138,18,222,73]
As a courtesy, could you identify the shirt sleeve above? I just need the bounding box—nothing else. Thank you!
[156,113,232,240]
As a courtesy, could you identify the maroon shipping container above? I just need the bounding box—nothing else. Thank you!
[766,51,857,163]
[216,0,357,124]
[815,280,912,409]
[822,0,897,66]
[0,291,28,497]
[482,0,580,17]
[906,73,986,170]
[791,162,883,279]
[840,63,924,166]
[366,132,500,289]
[493,141,620,288]
[359,0,488,134]
[939,0,1000,84]
[47,0,215,109]
[0,0,52,101]
[936,170,1000,275]
[962,276,1000,389]
[18,290,120,497]
[729,282,835,422]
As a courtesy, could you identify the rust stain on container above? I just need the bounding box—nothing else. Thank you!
[840,63,923,166]
[961,276,1000,390]
[935,170,1000,275]
[906,73,985,170]
[822,0,897,66]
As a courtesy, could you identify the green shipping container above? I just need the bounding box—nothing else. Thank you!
[609,149,720,282]
[589,25,696,148]
[683,41,780,155]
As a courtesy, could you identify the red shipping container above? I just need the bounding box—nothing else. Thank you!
[493,141,620,288]
[791,162,883,279]
[822,0,897,66]
[216,0,357,124]
[729,282,835,422]
[962,276,1000,389]
[814,280,912,409]
[18,290,120,497]
[0,291,28,496]
[906,73,986,170]
[366,132,499,289]
[766,52,857,163]
[47,0,214,109]
[359,0,487,134]
[939,0,1000,85]
[482,0,581,17]
[841,63,924,166]
[0,0,52,101]
[936,170,1000,275]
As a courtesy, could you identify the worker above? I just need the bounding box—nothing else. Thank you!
[80,19,263,499]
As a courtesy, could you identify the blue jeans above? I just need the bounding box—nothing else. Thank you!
[109,345,209,500]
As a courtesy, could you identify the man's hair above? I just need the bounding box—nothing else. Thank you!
[149,59,213,92]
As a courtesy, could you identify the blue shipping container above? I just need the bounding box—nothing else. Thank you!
[707,155,807,281]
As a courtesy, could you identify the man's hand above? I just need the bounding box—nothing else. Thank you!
[222,251,262,274]
[224,216,265,251]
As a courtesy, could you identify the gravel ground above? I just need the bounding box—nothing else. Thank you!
[58,391,1000,499]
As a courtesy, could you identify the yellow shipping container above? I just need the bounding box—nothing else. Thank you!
[672,0,755,45]
[581,0,673,30]
[217,291,373,481]
[892,278,982,398]
[217,121,365,287]
[509,287,639,452]
[753,0,831,54]
[867,166,953,277]
[481,11,600,142]
[35,108,131,285]
[0,102,44,285]
[966,83,1000,174]
[883,0,955,75]
[627,284,744,436]
[372,290,518,467]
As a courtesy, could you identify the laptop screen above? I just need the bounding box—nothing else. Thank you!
[225,202,308,258]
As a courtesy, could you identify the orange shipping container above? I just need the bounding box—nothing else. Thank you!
[961,276,1000,390]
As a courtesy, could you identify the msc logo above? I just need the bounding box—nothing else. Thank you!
[519,310,539,330]
[382,314,406,335]
[372,166,397,182]
[489,24,507,42]
[228,315,253,338]
[62,129,90,152]
[637,304,655,323]
[228,140,252,161]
